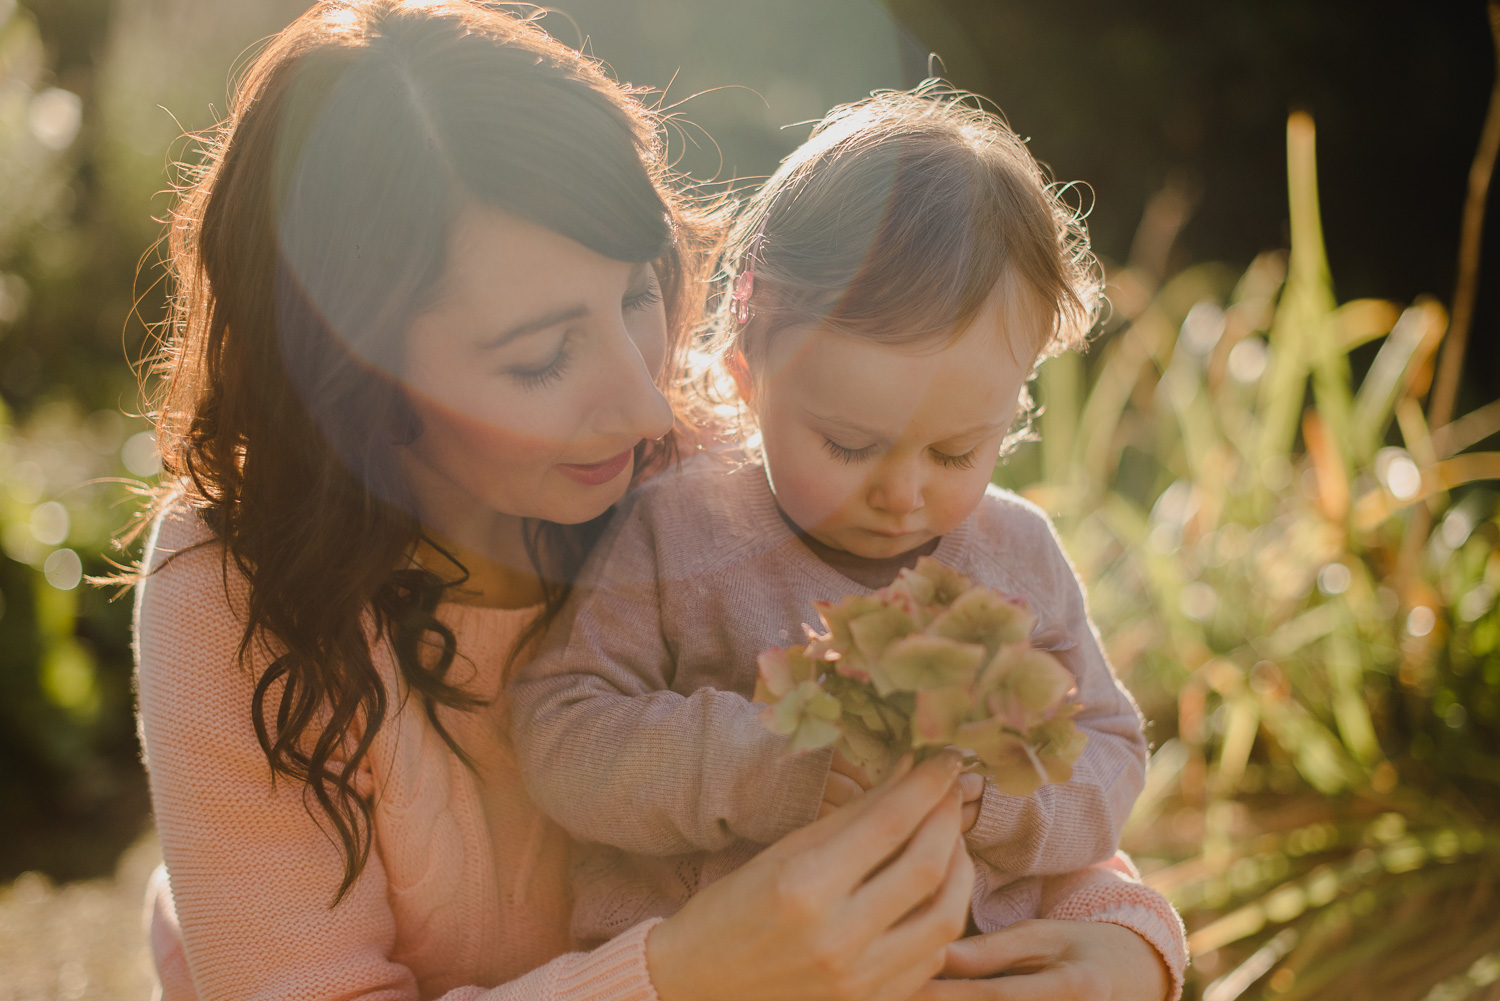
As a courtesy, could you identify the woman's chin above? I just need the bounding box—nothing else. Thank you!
[530,471,634,525]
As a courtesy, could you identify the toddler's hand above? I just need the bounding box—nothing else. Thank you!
[818,750,874,818]
[958,771,984,832]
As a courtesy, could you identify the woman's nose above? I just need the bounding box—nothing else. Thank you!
[593,326,674,442]
[868,460,925,516]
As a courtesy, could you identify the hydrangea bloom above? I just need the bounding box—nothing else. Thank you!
[755,557,1088,795]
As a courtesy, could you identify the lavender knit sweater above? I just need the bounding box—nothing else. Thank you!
[510,452,1152,943]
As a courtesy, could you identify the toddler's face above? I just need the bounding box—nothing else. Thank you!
[749,289,1038,559]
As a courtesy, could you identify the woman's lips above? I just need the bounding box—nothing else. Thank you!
[555,446,636,486]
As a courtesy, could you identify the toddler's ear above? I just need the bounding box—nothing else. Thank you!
[726,348,755,406]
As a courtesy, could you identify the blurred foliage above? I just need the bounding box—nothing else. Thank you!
[999,112,1500,1000]
[0,0,305,880]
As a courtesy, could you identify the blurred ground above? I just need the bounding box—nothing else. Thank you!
[0,832,157,1001]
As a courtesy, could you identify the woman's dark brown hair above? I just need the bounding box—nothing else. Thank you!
[143,0,717,902]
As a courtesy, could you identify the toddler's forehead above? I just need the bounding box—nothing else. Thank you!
[761,323,1032,438]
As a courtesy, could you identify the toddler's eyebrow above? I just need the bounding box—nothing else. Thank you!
[935,419,1012,443]
[807,412,890,442]
[808,412,1011,443]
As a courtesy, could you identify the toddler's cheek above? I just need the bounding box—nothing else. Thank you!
[770,460,863,531]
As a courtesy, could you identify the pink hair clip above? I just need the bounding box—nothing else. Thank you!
[732,214,769,325]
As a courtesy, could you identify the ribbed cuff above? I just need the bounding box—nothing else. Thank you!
[551,918,663,1001]
[1050,888,1188,1001]
[753,744,834,843]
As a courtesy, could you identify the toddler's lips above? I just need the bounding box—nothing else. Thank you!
[867,527,920,539]
[556,446,635,486]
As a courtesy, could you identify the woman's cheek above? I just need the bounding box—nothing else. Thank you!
[412,388,563,475]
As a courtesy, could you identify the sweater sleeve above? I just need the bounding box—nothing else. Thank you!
[508,499,829,856]
[963,497,1148,877]
[134,508,661,1001]
[1039,852,1188,1001]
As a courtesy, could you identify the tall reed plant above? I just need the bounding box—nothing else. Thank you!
[1003,108,1500,1000]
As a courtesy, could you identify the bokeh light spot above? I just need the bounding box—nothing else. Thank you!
[43,547,82,591]
[29,500,70,546]
[28,87,83,151]
[121,430,161,477]
[1405,604,1436,638]
[1376,447,1421,500]
[1316,561,1351,596]
[1179,300,1226,356]
[1227,337,1268,383]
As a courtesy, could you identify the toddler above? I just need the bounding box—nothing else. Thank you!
[511,87,1157,953]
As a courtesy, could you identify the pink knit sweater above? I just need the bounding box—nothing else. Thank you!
[134,498,1186,1001]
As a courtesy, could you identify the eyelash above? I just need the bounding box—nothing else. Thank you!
[509,280,661,390]
[623,278,663,312]
[510,335,572,389]
[824,439,877,464]
[931,448,977,470]
[822,439,979,470]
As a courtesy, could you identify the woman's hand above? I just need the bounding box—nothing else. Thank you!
[820,752,984,834]
[819,750,873,818]
[648,753,974,1001]
[914,919,1172,1001]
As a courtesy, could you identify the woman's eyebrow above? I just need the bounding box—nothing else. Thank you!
[479,304,588,351]
[479,263,647,351]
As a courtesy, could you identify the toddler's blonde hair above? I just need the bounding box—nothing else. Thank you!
[687,82,1103,437]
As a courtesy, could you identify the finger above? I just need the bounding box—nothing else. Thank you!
[846,782,966,937]
[884,834,973,947]
[911,970,1078,1001]
[961,800,980,832]
[861,842,973,1001]
[832,750,875,790]
[791,751,961,891]
[910,980,1001,1001]
[942,921,1064,980]
[823,772,865,808]
[957,771,985,804]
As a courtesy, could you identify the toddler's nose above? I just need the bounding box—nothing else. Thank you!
[869,465,925,517]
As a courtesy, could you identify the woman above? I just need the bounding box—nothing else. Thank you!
[133,2,1180,999]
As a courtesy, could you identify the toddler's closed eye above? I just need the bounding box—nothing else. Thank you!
[931,447,977,470]
[823,439,878,464]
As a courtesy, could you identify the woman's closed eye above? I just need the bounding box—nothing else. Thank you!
[623,275,662,313]
[507,333,573,389]
[506,278,660,390]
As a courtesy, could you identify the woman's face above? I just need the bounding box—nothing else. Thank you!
[398,206,674,531]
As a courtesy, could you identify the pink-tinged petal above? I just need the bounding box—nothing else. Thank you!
[910,557,975,605]
[1031,704,1089,781]
[815,594,885,651]
[848,605,919,668]
[928,587,1036,654]
[754,647,795,702]
[912,685,972,746]
[789,715,842,753]
[877,635,986,695]
[840,714,894,767]
[953,721,1048,796]
[979,644,1076,729]
[887,568,937,608]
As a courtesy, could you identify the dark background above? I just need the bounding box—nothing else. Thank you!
[2,0,1495,881]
